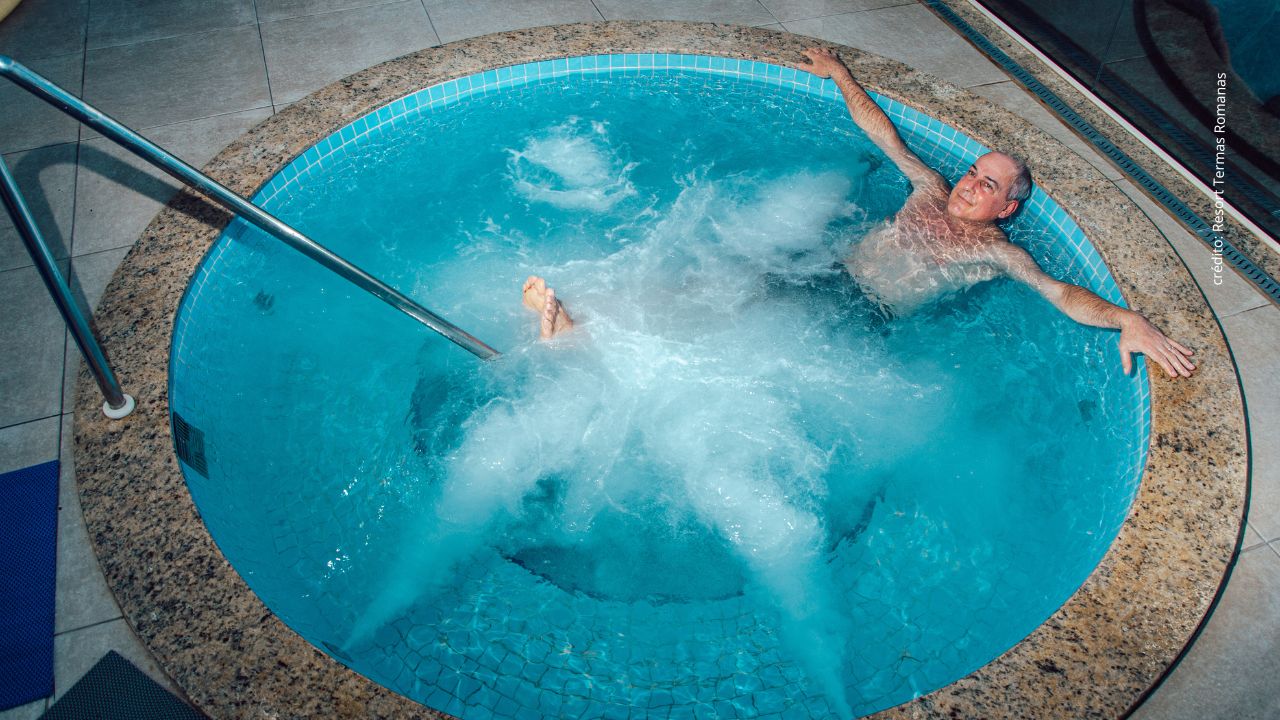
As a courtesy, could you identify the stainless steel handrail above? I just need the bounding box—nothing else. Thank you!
[1,154,135,418]
[0,54,501,365]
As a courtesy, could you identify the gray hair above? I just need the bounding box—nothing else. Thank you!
[1005,153,1033,204]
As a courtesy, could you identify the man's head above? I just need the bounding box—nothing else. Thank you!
[945,152,1032,224]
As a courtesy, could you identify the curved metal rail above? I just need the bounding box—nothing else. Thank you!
[0,55,501,376]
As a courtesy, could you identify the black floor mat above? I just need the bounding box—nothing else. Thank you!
[39,651,205,720]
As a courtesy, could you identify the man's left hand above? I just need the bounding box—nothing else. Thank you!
[1119,312,1196,378]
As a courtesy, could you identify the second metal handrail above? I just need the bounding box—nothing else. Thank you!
[0,55,501,363]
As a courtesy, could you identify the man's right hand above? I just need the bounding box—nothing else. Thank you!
[800,47,850,80]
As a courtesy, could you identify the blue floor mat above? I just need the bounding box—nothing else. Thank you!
[0,459,59,711]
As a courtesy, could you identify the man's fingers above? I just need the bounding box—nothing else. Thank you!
[1120,346,1132,375]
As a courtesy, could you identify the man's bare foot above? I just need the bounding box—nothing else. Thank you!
[522,275,574,339]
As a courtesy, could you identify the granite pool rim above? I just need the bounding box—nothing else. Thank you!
[73,21,1248,720]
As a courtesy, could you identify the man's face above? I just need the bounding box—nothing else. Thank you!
[946,152,1020,223]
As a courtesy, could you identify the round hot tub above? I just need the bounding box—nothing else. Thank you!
[170,53,1147,719]
[73,22,1247,720]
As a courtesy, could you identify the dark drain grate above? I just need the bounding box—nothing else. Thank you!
[924,0,1280,304]
[171,411,208,478]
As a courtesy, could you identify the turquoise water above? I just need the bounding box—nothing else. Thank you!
[173,70,1144,718]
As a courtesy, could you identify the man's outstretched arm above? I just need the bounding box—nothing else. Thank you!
[987,243,1196,377]
[798,47,947,193]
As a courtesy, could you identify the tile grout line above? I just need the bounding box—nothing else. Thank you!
[1219,300,1273,319]
[418,0,442,47]
[251,1,277,110]
[0,412,63,434]
[81,103,277,142]
[755,0,781,26]
[58,0,93,420]
[53,614,127,640]
[774,0,934,26]
[82,19,262,55]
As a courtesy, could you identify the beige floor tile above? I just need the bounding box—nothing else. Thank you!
[761,0,908,23]
[1128,546,1280,720]
[425,0,602,44]
[72,108,272,256]
[0,264,68,426]
[52,619,176,702]
[0,53,84,155]
[0,698,47,720]
[0,415,60,471]
[1221,306,1280,541]
[1,143,79,273]
[260,0,438,105]
[592,0,776,25]
[82,25,270,132]
[60,247,130,428]
[0,0,87,61]
[54,413,123,634]
[784,4,1008,89]
[1110,179,1271,318]
[87,0,257,50]
[257,0,405,23]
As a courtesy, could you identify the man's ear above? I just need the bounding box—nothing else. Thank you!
[997,199,1019,220]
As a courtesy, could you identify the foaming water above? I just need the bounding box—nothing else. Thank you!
[509,118,638,211]
[176,71,1144,719]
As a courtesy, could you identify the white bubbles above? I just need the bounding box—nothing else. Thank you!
[709,170,857,266]
[508,118,637,212]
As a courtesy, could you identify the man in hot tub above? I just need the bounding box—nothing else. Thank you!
[521,47,1197,379]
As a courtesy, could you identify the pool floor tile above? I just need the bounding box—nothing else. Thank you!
[760,0,910,23]
[0,698,47,720]
[424,0,603,45]
[51,619,175,704]
[0,143,79,273]
[0,0,88,62]
[1221,305,1280,543]
[60,247,131,411]
[783,4,1008,89]
[593,0,777,26]
[54,414,125,635]
[0,415,60,474]
[256,0,407,23]
[1128,546,1280,720]
[86,0,258,50]
[71,108,273,257]
[82,25,271,132]
[0,264,69,428]
[259,0,439,105]
[0,52,85,155]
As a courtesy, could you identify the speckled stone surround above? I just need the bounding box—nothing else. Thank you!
[73,21,1247,720]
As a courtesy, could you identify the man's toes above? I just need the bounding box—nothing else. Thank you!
[523,276,547,311]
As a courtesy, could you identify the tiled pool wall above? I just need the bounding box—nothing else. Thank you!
[173,52,1152,492]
